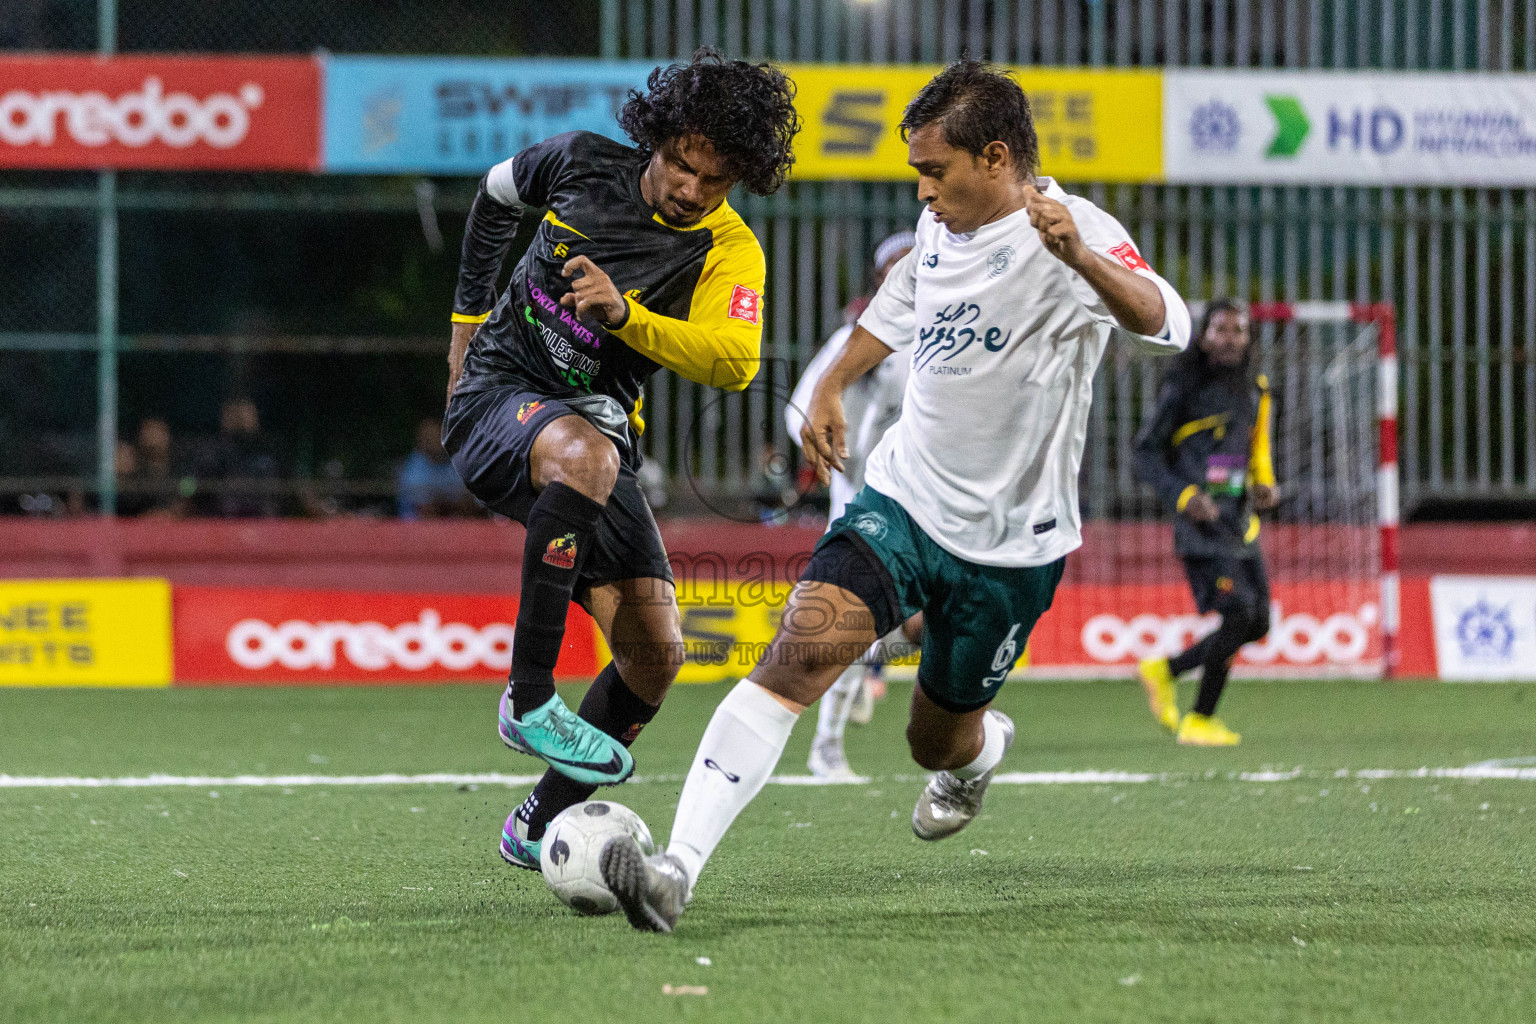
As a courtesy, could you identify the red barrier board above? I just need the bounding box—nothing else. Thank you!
[0,55,320,170]
[1030,580,1393,676]
[173,586,597,685]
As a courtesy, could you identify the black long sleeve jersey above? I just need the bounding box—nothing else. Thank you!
[451,131,766,440]
[1131,366,1276,559]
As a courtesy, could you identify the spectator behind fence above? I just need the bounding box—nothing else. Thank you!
[398,417,479,519]
[117,417,188,517]
[191,397,282,517]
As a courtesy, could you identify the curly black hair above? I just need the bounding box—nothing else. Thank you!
[899,58,1038,180]
[619,48,801,196]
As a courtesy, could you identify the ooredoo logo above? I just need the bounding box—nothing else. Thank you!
[0,77,264,150]
[1081,601,1378,665]
[225,609,514,673]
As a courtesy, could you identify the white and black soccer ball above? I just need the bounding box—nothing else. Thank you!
[539,800,654,915]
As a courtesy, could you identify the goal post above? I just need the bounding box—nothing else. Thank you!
[1023,300,1399,680]
[1250,301,1400,678]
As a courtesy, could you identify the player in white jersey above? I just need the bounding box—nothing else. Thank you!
[602,60,1191,932]
[786,231,923,780]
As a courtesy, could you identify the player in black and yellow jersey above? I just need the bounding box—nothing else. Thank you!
[442,50,800,869]
[1131,299,1278,746]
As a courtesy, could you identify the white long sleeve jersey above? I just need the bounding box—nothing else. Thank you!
[857,177,1191,568]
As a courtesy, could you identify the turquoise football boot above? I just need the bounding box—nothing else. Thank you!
[499,812,541,872]
[497,689,634,786]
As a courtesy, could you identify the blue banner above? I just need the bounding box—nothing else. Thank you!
[322,56,656,174]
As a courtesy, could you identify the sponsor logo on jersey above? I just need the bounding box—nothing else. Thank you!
[849,511,888,540]
[516,400,544,424]
[986,245,1016,278]
[727,284,761,325]
[922,253,939,268]
[543,533,578,569]
[1108,241,1152,273]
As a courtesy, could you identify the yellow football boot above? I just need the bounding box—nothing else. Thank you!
[1176,712,1241,746]
[1136,657,1180,732]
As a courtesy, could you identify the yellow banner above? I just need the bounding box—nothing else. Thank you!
[785,65,1162,183]
[593,578,1026,685]
[0,579,172,687]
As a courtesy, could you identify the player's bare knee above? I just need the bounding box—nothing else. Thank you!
[546,437,619,501]
[615,652,679,705]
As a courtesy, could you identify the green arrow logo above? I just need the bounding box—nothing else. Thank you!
[1264,95,1310,158]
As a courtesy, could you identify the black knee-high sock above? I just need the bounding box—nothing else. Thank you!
[510,482,605,719]
[1192,608,1262,716]
[515,662,660,840]
[1168,636,1215,677]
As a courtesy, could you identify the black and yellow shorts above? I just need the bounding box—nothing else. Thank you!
[442,384,673,588]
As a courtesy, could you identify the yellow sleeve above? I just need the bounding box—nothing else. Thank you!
[612,218,765,392]
[1248,375,1276,488]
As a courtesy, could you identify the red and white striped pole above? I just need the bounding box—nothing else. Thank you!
[1367,304,1401,679]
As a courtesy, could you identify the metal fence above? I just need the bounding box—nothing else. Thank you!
[602,0,1536,516]
[3,0,1533,516]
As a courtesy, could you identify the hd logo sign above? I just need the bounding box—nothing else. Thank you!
[0,579,172,686]
[785,65,1163,182]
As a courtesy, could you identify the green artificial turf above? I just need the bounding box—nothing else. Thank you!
[1,679,1533,1024]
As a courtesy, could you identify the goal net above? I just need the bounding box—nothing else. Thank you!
[1026,302,1397,679]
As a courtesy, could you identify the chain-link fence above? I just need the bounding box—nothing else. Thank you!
[2,0,1533,519]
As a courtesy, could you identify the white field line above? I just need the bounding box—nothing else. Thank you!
[1,765,1534,789]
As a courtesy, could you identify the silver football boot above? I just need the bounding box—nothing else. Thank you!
[911,709,1015,841]
[600,834,690,933]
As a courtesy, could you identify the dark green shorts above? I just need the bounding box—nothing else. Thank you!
[808,486,1064,713]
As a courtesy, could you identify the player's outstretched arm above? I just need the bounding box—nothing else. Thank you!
[801,326,895,485]
[1023,185,1180,342]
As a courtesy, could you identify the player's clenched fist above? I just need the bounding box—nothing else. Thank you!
[560,255,629,328]
[1024,184,1089,269]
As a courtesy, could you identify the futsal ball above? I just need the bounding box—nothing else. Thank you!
[540,800,654,915]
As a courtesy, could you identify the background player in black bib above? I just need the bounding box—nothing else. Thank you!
[441,50,799,869]
[1132,298,1278,746]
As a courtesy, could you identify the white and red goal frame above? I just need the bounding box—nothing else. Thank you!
[1247,301,1400,678]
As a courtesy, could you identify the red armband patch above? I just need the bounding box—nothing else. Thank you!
[1108,241,1152,273]
[727,284,761,325]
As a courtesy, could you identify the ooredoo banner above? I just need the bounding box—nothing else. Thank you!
[0,55,320,170]
[173,586,597,685]
[1030,581,1387,677]
[1165,70,1536,186]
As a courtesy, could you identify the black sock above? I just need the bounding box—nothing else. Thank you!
[1192,608,1263,716]
[509,481,605,719]
[516,662,660,841]
[1168,638,1213,677]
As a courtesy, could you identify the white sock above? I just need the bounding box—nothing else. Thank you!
[814,662,863,742]
[666,679,799,888]
[869,625,920,663]
[951,712,1006,780]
